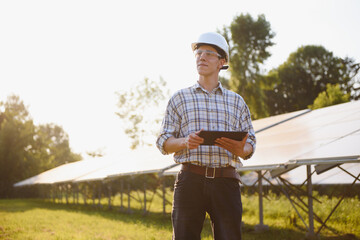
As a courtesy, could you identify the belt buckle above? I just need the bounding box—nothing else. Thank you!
[205,167,216,179]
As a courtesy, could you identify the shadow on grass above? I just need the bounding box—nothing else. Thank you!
[241,223,359,240]
[1,199,358,240]
[242,223,305,240]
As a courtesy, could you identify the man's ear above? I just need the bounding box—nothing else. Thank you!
[218,58,226,70]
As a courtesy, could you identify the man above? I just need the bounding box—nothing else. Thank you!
[156,32,256,240]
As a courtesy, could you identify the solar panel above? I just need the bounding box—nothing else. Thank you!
[74,148,174,182]
[246,101,360,167]
[13,157,117,187]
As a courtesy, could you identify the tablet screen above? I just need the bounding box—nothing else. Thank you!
[198,131,248,145]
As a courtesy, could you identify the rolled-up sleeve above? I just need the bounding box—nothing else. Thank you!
[156,97,181,155]
[240,103,256,160]
[244,132,256,160]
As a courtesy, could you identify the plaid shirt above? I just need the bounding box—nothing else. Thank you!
[156,82,256,169]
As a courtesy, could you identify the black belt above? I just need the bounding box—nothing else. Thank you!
[181,163,241,181]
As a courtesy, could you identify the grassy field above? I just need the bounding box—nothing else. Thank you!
[0,191,359,240]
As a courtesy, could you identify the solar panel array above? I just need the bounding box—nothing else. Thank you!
[14,101,360,187]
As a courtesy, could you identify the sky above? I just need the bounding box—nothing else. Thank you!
[1,0,359,159]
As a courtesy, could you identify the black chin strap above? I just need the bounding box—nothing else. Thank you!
[220,65,229,70]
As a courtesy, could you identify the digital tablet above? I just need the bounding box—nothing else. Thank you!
[198,131,248,145]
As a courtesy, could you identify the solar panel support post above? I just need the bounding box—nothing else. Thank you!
[71,184,74,204]
[72,184,76,204]
[61,185,64,203]
[56,185,59,203]
[65,184,69,205]
[74,183,79,205]
[72,185,75,204]
[143,182,147,215]
[82,184,87,205]
[162,177,166,216]
[98,183,102,208]
[127,182,132,214]
[57,185,61,203]
[76,183,79,205]
[306,165,316,239]
[108,184,112,210]
[52,185,56,203]
[254,170,269,232]
[92,184,96,207]
[119,179,124,212]
[72,184,75,204]
[54,185,57,203]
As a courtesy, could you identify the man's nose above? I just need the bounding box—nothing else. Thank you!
[198,53,206,60]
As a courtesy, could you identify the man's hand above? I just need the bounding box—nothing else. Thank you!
[163,129,204,154]
[184,129,204,150]
[214,133,252,159]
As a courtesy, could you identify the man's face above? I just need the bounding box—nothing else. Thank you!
[195,45,225,76]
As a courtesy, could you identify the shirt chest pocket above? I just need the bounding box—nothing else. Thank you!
[209,107,240,131]
[224,112,241,131]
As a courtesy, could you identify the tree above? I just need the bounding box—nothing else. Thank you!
[265,45,359,115]
[309,83,350,110]
[33,123,81,170]
[0,95,81,197]
[0,95,35,197]
[115,77,170,149]
[348,63,360,100]
[220,13,275,119]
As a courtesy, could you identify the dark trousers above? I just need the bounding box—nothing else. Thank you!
[172,170,243,240]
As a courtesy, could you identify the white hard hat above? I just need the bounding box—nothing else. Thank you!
[191,32,230,65]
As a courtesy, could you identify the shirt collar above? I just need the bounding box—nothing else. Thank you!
[192,81,225,95]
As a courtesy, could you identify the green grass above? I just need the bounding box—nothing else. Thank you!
[0,191,359,240]
[241,192,360,240]
[0,198,175,240]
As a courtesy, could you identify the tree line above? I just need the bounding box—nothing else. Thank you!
[0,95,82,197]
